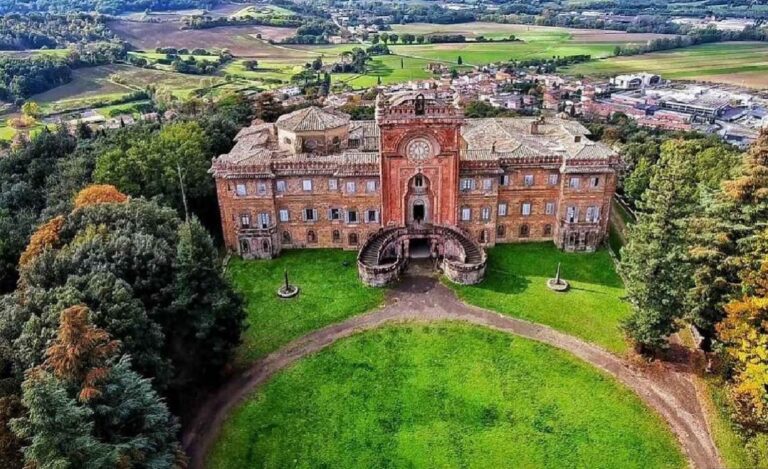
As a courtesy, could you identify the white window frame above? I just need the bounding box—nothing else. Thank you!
[498,203,507,217]
[566,206,578,223]
[591,176,600,188]
[523,175,534,187]
[279,209,289,222]
[257,182,267,195]
[461,207,472,221]
[329,208,341,221]
[347,209,359,224]
[239,213,250,228]
[366,180,377,193]
[500,174,510,186]
[482,178,493,191]
[521,202,532,216]
[235,183,247,196]
[276,180,286,193]
[548,174,559,185]
[302,179,313,191]
[328,178,338,191]
[460,178,474,191]
[304,208,317,222]
[481,207,491,221]
[366,209,379,223]
[586,206,600,223]
[569,177,580,189]
[258,212,270,229]
[545,202,555,215]
[346,181,356,194]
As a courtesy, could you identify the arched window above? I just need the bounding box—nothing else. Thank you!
[519,224,530,238]
[348,232,358,245]
[262,240,270,252]
[307,230,317,243]
[283,137,292,145]
[239,239,250,253]
[496,225,506,238]
[479,229,488,243]
[543,224,552,236]
[332,230,341,242]
[282,231,292,243]
[415,175,423,187]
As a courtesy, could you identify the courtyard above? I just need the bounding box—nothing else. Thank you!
[186,244,718,469]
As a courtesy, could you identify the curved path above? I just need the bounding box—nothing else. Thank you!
[183,275,720,469]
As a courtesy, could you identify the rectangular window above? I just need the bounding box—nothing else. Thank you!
[366,209,378,223]
[498,203,507,217]
[521,203,532,216]
[279,209,289,222]
[329,208,341,221]
[482,178,493,191]
[460,178,474,191]
[591,177,600,188]
[481,207,491,221]
[346,181,356,194]
[347,210,358,224]
[276,180,286,193]
[304,208,317,221]
[500,174,510,186]
[235,183,247,196]
[567,206,577,223]
[461,208,471,221]
[366,180,377,193]
[545,202,555,215]
[302,179,312,191]
[586,206,600,223]
[239,213,250,228]
[257,182,267,195]
[328,178,338,190]
[569,177,580,189]
[548,174,559,185]
[523,175,534,187]
[258,213,270,229]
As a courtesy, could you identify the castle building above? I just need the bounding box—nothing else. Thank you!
[211,92,621,286]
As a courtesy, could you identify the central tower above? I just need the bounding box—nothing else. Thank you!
[376,92,463,227]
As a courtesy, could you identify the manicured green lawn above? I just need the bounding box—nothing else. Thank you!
[448,243,630,354]
[228,249,385,364]
[208,324,684,469]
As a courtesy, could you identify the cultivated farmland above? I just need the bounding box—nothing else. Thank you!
[563,42,768,89]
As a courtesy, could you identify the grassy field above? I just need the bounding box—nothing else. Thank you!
[208,323,684,469]
[30,64,221,112]
[448,243,630,355]
[390,22,672,44]
[564,42,768,89]
[109,20,298,56]
[227,250,385,365]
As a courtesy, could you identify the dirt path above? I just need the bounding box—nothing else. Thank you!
[182,275,721,469]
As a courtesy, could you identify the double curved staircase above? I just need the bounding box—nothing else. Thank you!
[357,224,486,287]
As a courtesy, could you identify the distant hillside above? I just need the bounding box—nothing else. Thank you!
[0,0,219,15]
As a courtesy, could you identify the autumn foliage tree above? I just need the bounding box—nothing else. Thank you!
[17,215,63,267]
[72,184,128,210]
[43,305,120,402]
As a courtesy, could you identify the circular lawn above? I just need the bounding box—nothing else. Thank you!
[207,324,685,469]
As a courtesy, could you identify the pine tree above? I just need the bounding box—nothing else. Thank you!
[170,218,244,395]
[621,140,700,350]
[12,370,111,469]
[689,130,768,337]
[44,305,120,402]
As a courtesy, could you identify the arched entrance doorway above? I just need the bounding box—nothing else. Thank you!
[406,173,433,226]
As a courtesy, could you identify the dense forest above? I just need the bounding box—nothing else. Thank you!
[0,0,218,15]
[0,93,253,468]
[0,13,117,50]
[0,41,125,101]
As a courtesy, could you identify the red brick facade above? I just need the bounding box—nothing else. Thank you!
[211,93,621,263]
